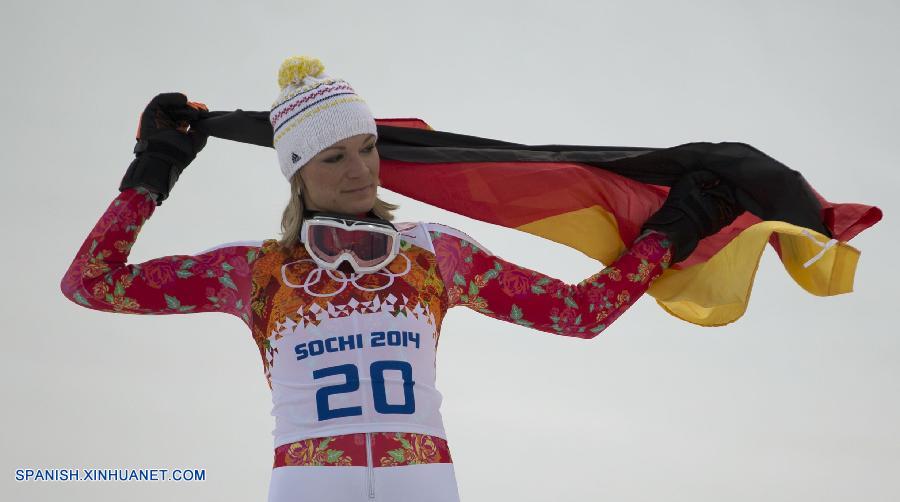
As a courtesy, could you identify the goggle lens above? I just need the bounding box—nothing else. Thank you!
[307,224,395,266]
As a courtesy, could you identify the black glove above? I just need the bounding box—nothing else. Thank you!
[641,170,742,264]
[119,92,210,205]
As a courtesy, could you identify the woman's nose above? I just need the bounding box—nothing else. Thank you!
[345,153,370,176]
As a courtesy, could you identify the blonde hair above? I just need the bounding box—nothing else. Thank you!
[277,170,401,252]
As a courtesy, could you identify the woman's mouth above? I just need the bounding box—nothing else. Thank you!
[343,184,372,194]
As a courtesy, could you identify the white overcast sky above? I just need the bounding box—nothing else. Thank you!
[2,1,898,501]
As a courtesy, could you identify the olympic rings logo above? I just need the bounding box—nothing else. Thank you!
[279,253,413,298]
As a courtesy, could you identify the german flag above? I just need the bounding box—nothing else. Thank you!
[194,111,883,326]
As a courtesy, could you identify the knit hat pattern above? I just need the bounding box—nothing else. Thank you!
[270,56,378,181]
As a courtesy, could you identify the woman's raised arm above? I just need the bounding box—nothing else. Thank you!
[428,223,672,338]
[60,93,260,325]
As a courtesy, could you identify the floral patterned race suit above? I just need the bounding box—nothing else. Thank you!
[61,187,673,501]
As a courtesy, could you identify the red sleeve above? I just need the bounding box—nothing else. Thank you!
[60,187,259,326]
[428,224,673,338]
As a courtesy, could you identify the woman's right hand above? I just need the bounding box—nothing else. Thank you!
[119,92,210,205]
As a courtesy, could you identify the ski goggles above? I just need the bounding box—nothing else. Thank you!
[300,212,401,274]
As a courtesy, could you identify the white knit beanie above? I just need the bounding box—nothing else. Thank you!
[270,56,378,181]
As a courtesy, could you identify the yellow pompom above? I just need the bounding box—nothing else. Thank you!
[277,56,326,91]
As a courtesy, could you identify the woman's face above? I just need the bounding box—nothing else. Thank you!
[299,133,380,215]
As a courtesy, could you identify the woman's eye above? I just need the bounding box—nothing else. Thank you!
[324,145,373,163]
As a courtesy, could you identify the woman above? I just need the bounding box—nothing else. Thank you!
[60,56,740,502]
